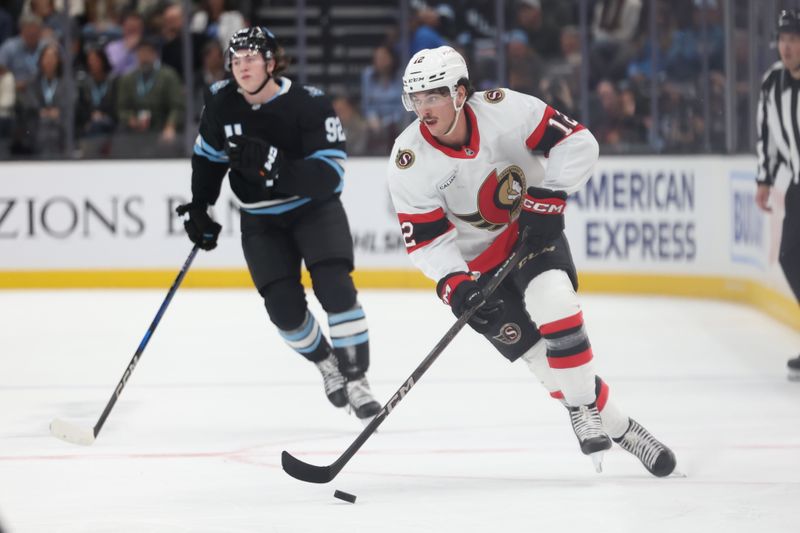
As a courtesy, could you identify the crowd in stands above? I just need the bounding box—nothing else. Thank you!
[0,0,742,160]
[0,0,245,159]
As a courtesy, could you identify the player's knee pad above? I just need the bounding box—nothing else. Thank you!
[308,260,357,313]
[258,277,308,331]
[523,269,581,327]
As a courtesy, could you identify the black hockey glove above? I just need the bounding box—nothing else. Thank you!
[176,201,222,251]
[519,186,567,249]
[437,272,505,335]
[226,134,281,187]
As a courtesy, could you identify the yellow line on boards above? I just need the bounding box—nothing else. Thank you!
[1,270,797,330]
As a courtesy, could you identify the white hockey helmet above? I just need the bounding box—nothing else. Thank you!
[401,46,469,111]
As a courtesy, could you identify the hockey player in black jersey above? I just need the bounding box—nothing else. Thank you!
[177,27,381,419]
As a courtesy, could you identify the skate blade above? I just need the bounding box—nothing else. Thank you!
[590,451,605,473]
[788,371,800,382]
[670,468,688,478]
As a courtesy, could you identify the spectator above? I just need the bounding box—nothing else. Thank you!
[590,78,624,146]
[505,29,542,96]
[592,0,642,44]
[410,5,446,55]
[618,83,647,146]
[14,42,71,157]
[590,0,642,83]
[540,25,581,116]
[105,10,143,76]
[513,0,560,61]
[159,2,204,81]
[81,0,124,44]
[27,0,78,41]
[76,43,117,156]
[193,39,226,121]
[332,94,368,156]
[0,65,13,157]
[116,35,184,155]
[360,43,405,154]
[190,0,246,51]
[0,13,45,93]
[0,5,12,45]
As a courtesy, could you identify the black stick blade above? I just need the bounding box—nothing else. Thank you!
[281,451,336,484]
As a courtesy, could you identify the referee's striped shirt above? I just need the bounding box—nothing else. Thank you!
[757,60,800,186]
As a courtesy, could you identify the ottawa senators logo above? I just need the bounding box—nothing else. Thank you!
[484,89,505,103]
[395,149,415,169]
[493,323,522,345]
[452,165,526,231]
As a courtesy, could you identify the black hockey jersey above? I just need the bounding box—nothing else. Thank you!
[192,77,347,214]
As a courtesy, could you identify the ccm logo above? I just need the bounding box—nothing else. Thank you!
[522,197,565,214]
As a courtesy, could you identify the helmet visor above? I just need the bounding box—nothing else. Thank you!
[402,91,454,113]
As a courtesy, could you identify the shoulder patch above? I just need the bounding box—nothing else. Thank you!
[395,149,415,169]
[303,85,325,97]
[209,79,232,95]
[484,89,505,103]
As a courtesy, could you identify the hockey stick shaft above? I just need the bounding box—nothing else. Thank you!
[91,245,200,438]
[282,229,531,483]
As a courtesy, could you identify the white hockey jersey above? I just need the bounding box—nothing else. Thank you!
[386,88,599,283]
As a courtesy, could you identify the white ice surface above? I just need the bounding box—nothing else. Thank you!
[1,289,799,533]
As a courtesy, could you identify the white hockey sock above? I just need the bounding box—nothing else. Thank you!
[522,342,630,437]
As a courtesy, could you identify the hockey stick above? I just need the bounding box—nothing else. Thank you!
[50,245,200,446]
[282,228,531,483]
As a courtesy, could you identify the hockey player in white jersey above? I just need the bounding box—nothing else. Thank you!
[387,46,676,476]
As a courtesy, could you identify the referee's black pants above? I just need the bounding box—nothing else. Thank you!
[780,180,800,302]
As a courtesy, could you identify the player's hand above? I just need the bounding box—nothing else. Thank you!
[226,134,281,187]
[519,186,567,249]
[755,183,772,213]
[437,272,505,335]
[176,201,222,251]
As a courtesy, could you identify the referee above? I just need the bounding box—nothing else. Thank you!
[757,9,800,380]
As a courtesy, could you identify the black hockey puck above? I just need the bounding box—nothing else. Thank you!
[333,489,357,503]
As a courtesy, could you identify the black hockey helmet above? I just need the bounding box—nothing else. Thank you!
[777,9,800,35]
[226,26,279,71]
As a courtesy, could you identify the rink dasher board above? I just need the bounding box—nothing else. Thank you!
[0,156,795,328]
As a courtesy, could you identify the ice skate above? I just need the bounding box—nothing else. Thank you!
[315,352,347,408]
[788,355,800,381]
[346,376,381,420]
[568,402,612,472]
[614,418,677,477]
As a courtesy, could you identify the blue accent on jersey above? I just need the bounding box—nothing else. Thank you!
[280,315,316,341]
[328,308,366,325]
[312,149,347,160]
[307,149,346,178]
[194,135,229,163]
[296,329,323,354]
[209,79,231,95]
[307,154,344,178]
[331,332,369,348]
[242,197,312,215]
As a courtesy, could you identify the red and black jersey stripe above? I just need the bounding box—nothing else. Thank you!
[397,208,455,253]
[538,311,593,369]
[525,106,586,157]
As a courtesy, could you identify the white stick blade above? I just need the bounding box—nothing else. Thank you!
[50,418,95,446]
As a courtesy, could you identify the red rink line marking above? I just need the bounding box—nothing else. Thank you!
[2,442,799,462]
